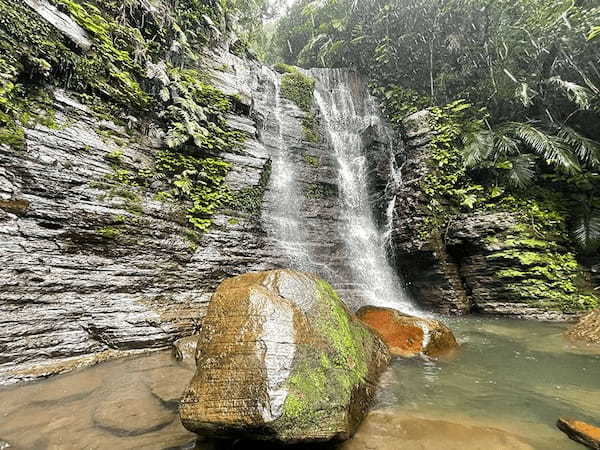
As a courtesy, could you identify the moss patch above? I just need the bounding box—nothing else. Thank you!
[279,280,374,438]
[280,69,316,113]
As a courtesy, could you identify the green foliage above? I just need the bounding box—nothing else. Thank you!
[280,69,316,113]
[162,68,245,151]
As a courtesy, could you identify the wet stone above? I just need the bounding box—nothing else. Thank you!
[173,336,200,369]
[32,371,104,404]
[93,383,174,436]
[179,269,390,444]
[356,306,458,358]
[566,310,600,346]
[557,418,600,449]
[341,410,535,450]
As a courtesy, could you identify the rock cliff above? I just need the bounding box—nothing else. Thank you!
[391,110,599,320]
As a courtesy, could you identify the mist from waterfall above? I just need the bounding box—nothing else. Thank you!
[312,69,417,314]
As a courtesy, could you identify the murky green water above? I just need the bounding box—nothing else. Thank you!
[0,317,598,449]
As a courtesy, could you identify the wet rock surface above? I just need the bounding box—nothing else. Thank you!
[173,336,200,368]
[557,418,600,449]
[566,310,600,346]
[356,306,458,358]
[93,382,174,436]
[0,45,396,384]
[179,269,391,444]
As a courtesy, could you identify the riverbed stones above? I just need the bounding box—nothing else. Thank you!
[356,306,458,358]
[557,418,600,449]
[179,269,391,444]
[145,367,194,407]
[566,310,600,345]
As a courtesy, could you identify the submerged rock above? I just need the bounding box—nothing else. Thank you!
[179,270,390,444]
[145,366,194,408]
[356,306,458,358]
[340,410,534,450]
[566,310,600,346]
[93,383,174,436]
[557,418,600,449]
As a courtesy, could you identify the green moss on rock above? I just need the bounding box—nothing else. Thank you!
[280,69,316,113]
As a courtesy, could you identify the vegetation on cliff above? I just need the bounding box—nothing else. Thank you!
[0,0,271,233]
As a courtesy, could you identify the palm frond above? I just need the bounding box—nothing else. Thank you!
[462,131,494,168]
[589,26,600,41]
[506,154,536,188]
[558,126,600,168]
[573,212,600,251]
[494,133,520,156]
[510,122,581,174]
[548,76,593,110]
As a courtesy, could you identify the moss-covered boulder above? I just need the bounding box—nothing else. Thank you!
[566,309,600,346]
[179,270,390,444]
[357,306,458,359]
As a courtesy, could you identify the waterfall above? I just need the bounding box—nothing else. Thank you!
[260,68,313,271]
[311,69,418,314]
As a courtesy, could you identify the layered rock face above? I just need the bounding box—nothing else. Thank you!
[0,8,397,383]
[391,110,598,320]
[356,306,458,358]
[179,270,390,443]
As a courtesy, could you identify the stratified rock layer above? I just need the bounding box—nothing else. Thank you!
[179,270,390,444]
[356,306,458,358]
[566,310,600,345]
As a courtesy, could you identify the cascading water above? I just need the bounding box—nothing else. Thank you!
[311,69,418,314]
[260,68,313,271]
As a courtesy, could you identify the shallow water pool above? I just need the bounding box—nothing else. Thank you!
[0,317,598,449]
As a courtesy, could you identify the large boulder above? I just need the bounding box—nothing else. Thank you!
[179,270,391,444]
[557,418,600,449]
[356,306,458,358]
[566,310,600,346]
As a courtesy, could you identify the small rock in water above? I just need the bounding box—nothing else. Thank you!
[566,310,600,346]
[173,336,200,368]
[557,418,600,449]
[179,269,390,444]
[93,382,174,436]
[0,440,12,450]
[356,306,458,358]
